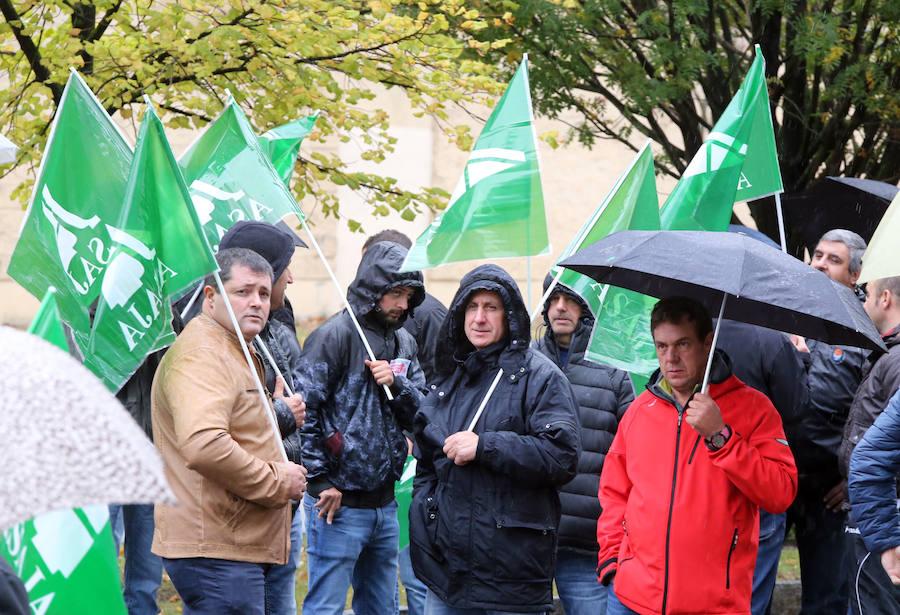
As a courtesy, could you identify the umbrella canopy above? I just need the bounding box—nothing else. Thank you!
[0,134,16,165]
[0,326,172,531]
[782,176,898,255]
[558,230,885,353]
[858,191,900,284]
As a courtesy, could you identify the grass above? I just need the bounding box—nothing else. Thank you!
[133,542,799,614]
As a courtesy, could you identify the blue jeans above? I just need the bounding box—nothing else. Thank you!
[399,545,427,615]
[109,504,162,615]
[163,557,268,615]
[424,589,546,614]
[302,494,399,615]
[555,550,607,615]
[605,581,639,615]
[264,505,303,615]
[751,510,786,615]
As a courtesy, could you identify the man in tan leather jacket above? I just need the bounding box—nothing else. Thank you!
[151,247,306,614]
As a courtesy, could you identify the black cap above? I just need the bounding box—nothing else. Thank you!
[276,220,308,248]
[219,221,298,280]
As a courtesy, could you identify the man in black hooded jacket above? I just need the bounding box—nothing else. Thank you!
[299,241,427,615]
[532,276,633,615]
[410,264,581,614]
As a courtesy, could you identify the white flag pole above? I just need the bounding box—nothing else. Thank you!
[701,293,728,394]
[466,368,505,432]
[213,270,289,462]
[179,282,205,320]
[291,213,394,400]
[255,336,294,397]
[775,192,788,253]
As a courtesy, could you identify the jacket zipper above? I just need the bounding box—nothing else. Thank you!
[661,410,684,615]
[687,435,701,464]
[726,528,738,589]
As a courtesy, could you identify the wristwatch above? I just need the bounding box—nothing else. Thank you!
[705,425,732,451]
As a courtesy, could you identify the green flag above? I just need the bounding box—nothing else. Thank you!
[259,113,319,186]
[660,46,777,231]
[401,57,549,271]
[27,288,69,352]
[1,297,126,614]
[179,98,304,252]
[550,143,662,376]
[7,71,133,336]
[734,46,783,203]
[395,456,416,550]
[552,143,658,316]
[86,104,217,392]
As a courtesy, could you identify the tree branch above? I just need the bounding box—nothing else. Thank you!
[0,0,62,103]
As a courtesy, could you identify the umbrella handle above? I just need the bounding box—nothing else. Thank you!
[701,293,728,394]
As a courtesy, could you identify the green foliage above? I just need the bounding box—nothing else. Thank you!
[0,0,504,221]
[460,0,900,240]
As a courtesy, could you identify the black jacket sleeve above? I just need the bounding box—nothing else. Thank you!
[614,371,635,420]
[0,559,28,615]
[763,336,808,431]
[415,299,448,383]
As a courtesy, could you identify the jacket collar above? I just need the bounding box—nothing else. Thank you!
[647,349,736,409]
[541,319,591,366]
[196,312,260,360]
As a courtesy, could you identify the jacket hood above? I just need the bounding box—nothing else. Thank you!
[435,264,529,376]
[347,241,425,322]
[540,272,594,353]
[541,272,593,324]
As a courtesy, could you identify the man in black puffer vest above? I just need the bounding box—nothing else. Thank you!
[533,275,633,615]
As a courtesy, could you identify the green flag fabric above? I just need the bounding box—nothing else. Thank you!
[734,47,783,203]
[660,46,779,231]
[7,71,133,336]
[395,456,416,550]
[85,104,217,391]
[1,295,126,615]
[179,98,304,252]
[259,114,319,186]
[1,508,127,615]
[27,288,69,352]
[401,57,549,271]
[549,143,662,376]
[551,143,658,316]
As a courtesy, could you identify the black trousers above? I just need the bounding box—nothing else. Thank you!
[847,527,900,615]
[786,470,850,615]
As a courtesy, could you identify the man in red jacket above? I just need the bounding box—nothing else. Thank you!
[598,296,798,615]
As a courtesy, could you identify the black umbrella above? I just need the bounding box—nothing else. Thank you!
[558,230,885,389]
[782,177,898,256]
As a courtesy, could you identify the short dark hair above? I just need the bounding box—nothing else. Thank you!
[362,229,412,252]
[872,276,900,299]
[650,296,713,340]
[205,247,273,291]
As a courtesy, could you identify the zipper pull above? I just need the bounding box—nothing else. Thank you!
[677,411,684,427]
[732,530,739,547]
